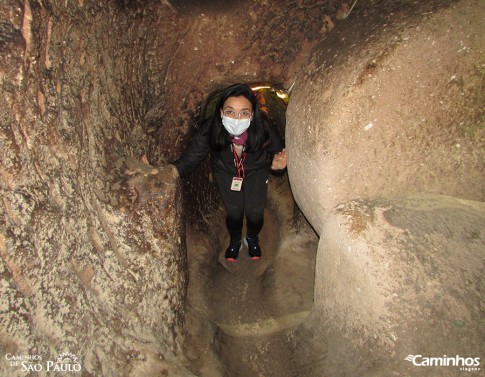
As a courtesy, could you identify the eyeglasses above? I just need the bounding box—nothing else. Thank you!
[222,109,253,119]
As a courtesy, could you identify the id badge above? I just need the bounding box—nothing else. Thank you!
[231,177,243,191]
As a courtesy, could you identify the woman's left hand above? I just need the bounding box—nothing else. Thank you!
[271,148,287,170]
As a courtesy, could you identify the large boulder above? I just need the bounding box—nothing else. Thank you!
[286,0,485,234]
[309,195,484,376]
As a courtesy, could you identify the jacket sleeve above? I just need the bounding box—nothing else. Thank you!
[172,120,212,178]
[267,122,285,155]
[267,122,286,174]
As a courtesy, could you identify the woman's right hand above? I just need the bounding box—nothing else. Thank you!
[155,164,179,183]
[140,154,149,164]
[271,148,287,170]
[167,164,180,179]
[138,154,179,179]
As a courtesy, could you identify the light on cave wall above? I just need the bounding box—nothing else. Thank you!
[250,84,290,104]
[275,90,289,100]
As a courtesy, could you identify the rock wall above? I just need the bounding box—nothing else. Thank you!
[0,1,191,375]
[285,1,485,375]
[310,195,484,376]
[287,0,484,234]
[5,0,481,375]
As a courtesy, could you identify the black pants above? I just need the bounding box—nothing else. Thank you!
[214,170,269,241]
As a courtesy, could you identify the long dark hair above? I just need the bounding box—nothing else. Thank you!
[210,83,269,152]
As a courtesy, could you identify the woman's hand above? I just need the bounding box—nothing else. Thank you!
[271,148,287,170]
[138,154,179,179]
[140,154,149,164]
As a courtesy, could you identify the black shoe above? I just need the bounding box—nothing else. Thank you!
[225,239,242,262]
[245,236,261,260]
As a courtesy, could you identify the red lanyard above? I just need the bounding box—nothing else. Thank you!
[231,144,246,178]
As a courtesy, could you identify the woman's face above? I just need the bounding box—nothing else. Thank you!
[221,96,253,119]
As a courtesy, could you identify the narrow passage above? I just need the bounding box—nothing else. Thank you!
[184,176,319,377]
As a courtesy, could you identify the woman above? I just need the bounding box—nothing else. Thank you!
[171,83,287,261]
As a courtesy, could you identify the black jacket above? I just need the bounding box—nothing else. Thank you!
[173,119,285,178]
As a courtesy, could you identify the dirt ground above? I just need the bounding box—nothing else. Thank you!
[183,175,319,377]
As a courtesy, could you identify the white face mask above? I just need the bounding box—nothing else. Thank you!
[221,115,251,136]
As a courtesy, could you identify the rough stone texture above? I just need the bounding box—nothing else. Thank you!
[0,1,191,375]
[3,0,483,375]
[287,0,485,234]
[0,0,346,375]
[309,195,484,376]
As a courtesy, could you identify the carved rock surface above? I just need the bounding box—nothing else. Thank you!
[287,0,485,234]
[0,1,191,375]
[310,195,484,376]
[2,0,483,375]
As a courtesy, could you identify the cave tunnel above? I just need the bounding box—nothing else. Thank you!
[0,0,484,377]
